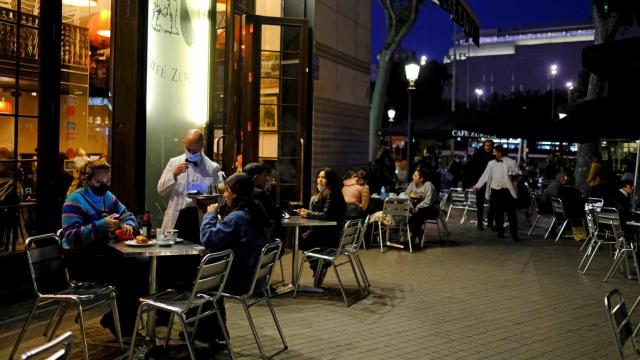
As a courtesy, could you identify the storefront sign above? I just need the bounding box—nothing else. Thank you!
[451,129,494,138]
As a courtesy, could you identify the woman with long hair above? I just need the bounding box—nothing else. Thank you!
[342,169,370,218]
[298,168,345,286]
[199,172,270,351]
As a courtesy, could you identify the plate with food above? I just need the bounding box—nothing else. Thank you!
[125,236,155,247]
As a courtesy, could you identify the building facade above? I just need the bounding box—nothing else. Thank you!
[0,0,370,299]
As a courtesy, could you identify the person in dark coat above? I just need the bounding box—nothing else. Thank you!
[199,173,270,350]
[243,162,282,239]
[298,168,346,286]
[612,179,635,234]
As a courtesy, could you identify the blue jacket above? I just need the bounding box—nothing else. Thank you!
[201,210,269,295]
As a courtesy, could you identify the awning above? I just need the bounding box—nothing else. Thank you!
[380,109,495,138]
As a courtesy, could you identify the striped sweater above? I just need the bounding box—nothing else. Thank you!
[61,187,137,249]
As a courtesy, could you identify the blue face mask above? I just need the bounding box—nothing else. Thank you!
[186,151,202,162]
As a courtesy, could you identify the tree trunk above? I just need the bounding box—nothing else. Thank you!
[369,49,393,161]
[574,0,618,194]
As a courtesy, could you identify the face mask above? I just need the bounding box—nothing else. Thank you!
[186,151,202,162]
[317,185,326,193]
[90,184,109,196]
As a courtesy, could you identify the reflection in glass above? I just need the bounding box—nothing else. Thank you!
[261,25,281,52]
[261,51,281,78]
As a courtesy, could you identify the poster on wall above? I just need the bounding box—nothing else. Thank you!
[145,0,211,219]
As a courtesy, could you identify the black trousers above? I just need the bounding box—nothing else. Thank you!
[490,188,519,237]
[408,206,440,240]
[476,186,495,227]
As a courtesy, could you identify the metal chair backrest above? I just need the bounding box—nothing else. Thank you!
[246,239,282,296]
[438,192,448,210]
[383,198,411,220]
[354,215,370,250]
[20,331,73,360]
[465,190,477,207]
[188,250,234,310]
[587,197,605,210]
[449,189,466,206]
[25,234,71,297]
[337,220,362,255]
[605,289,640,359]
[550,197,567,220]
[597,207,622,227]
[585,207,598,238]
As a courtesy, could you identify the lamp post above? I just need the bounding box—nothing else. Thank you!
[387,108,396,123]
[474,88,483,110]
[405,60,421,182]
[550,64,558,118]
[565,81,573,104]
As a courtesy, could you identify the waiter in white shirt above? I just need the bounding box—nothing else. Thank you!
[473,145,522,241]
[157,129,221,244]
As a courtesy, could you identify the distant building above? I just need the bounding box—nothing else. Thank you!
[444,23,595,104]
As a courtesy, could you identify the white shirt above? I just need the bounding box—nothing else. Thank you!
[157,153,221,230]
[475,156,521,199]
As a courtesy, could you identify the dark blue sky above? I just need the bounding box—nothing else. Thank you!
[371,0,594,63]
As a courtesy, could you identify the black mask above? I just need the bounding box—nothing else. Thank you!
[90,184,110,196]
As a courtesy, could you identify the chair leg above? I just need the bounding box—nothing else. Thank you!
[215,307,235,360]
[177,315,197,360]
[293,256,307,297]
[164,313,175,348]
[190,303,205,343]
[580,233,592,252]
[9,298,42,360]
[347,256,365,295]
[43,303,64,337]
[604,250,625,282]
[528,215,540,236]
[446,204,453,222]
[111,295,124,349]
[544,218,556,239]
[440,216,449,237]
[378,222,385,253]
[582,242,603,274]
[279,256,286,283]
[631,248,640,283]
[332,263,350,307]
[76,303,90,360]
[461,207,468,225]
[555,220,568,243]
[578,239,596,270]
[241,299,268,359]
[47,303,70,341]
[354,253,370,288]
[407,225,413,253]
[264,293,288,350]
[128,304,145,360]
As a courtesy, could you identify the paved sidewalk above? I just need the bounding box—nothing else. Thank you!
[0,222,636,359]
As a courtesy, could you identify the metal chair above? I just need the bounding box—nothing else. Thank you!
[222,240,288,360]
[128,250,235,360]
[587,197,605,211]
[10,234,123,360]
[579,207,619,274]
[461,189,478,224]
[446,189,467,223]
[294,220,365,306]
[580,205,598,252]
[342,216,371,289]
[545,197,570,242]
[20,331,73,360]
[603,213,640,283]
[381,198,414,252]
[421,193,450,246]
[604,289,640,360]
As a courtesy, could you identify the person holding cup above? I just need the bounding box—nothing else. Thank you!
[157,129,222,244]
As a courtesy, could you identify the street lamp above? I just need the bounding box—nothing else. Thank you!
[474,88,483,110]
[550,64,558,118]
[420,55,428,66]
[387,108,396,123]
[405,61,420,182]
[565,81,573,103]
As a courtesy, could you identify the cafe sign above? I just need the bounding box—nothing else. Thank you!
[451,129,494,138]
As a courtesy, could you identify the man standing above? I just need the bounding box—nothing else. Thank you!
[469,139,494,230]
[474,145,521,241]
[157,129,221,243]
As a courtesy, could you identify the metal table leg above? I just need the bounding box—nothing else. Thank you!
[291,227,299,283]
[147,256,157,340]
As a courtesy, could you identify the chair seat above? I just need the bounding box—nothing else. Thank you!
[54,282,114,302]
[141,290,210,313]
[303,247,338,260]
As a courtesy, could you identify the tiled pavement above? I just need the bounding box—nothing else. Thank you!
[1,218,638,359]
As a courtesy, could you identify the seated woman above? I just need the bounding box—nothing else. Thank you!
[298,168,345,287]
[342,169,370,219]
[61,159,145,338]
[200,172,270,349]
[404,169,440,246]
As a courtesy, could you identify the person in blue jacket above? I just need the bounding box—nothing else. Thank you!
[198,172,270,351]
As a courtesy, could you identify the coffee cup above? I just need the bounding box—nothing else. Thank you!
[164,229,179,242]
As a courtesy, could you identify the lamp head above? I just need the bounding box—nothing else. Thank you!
[387,108,396,122]
[550,64,558,76]
[474,88,483,96]
[405,62,420,89]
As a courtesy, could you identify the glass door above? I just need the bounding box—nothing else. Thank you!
[244,15,308,205]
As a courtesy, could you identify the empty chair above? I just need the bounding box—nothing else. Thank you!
[342,216,371,289]
[462,189,478,224]
[603,213,640,283]
[10,234,123,360]
[20,331,73,360]
[128,250,235,360]
[604,289,640,360]
[579,207,619,274]
[446,189,467,223]
[545,197,570,242]
[294,220,365,306]
[222,240,288,360]
[380,198,413,252]
[587,197,605,211]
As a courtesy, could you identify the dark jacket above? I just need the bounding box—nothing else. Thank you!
[613,189,633,227]
[253,188,282,238]
[302,189,345,249]
[467,148,493,187]
[557,185,584,220]
[201,210,269,295]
